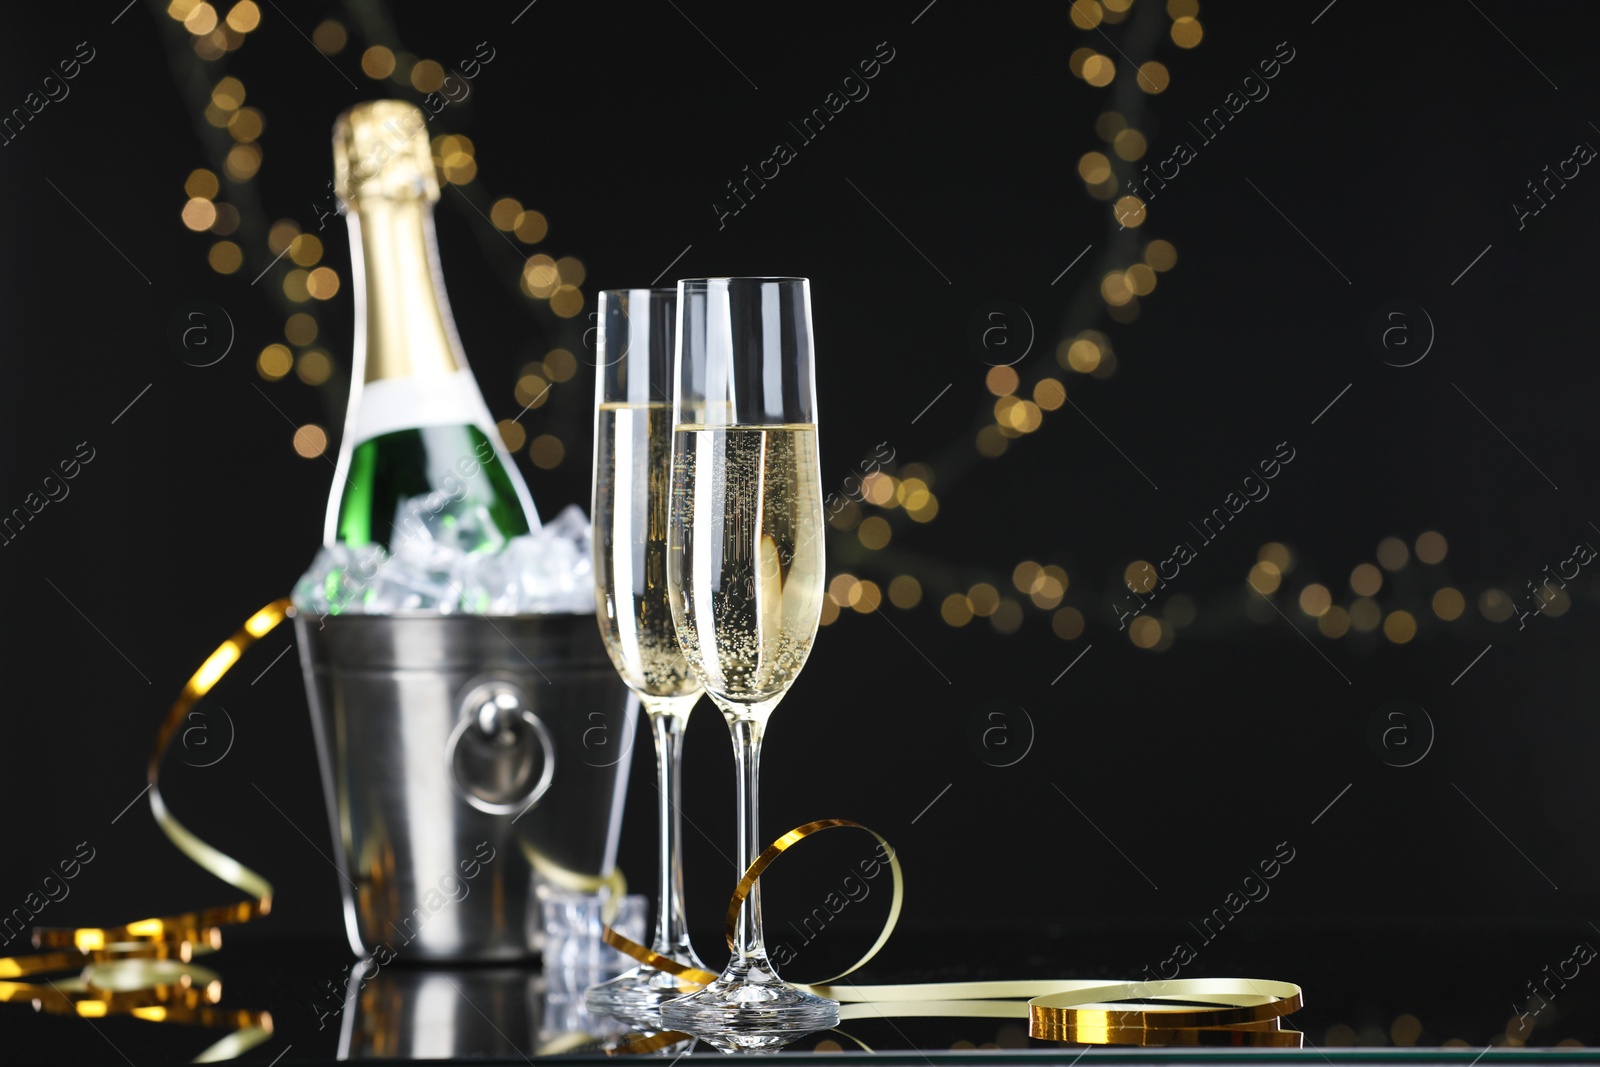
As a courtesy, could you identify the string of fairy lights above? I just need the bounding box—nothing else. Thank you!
[169,0,1568,654]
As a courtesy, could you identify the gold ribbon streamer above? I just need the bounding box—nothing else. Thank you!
[1,600,292,1058]
[604,819,1303,1046]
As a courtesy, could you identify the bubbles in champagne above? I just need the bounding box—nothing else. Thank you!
[668,425,825,706]
[594,404,702,699]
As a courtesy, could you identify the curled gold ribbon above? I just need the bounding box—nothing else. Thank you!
[1,600,291,1057]
[604,818,1303,1046]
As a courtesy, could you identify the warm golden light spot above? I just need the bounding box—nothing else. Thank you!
[410,59,446,92]
[828,574,860,606]
[1415,530,1448,564]
[1383,610,1417,644]
[1249,561,1281,594]
[289,233,323,266]
[514,210,548,243]
[1113,128,1147,161]
[861,472,895,506]
[284,313,317,345]
[990,599,1024,634]
[529,434,565,469]
[986,365,1019,396]
[1033,378,1066,410]
[267,219,300,255]
[1052,606,1085,639]
[1069,0,1103,29]
[1350,563,1383,597]
[167,0,201,20]
[522,255,560,298]
[182,197,217,231]
[209,202,239,235]
[1064,337,1102,373]
[1095,111,1126,140]
[185,169,220,200]
[968,583,1000,617]
[296,349,332,385]
[975,424,1008,458]
[1082,54,1115,87]
[497,419,526,453]
[551,285,584,318]
[829,500,862,531]
[225,1,260,33]
[1078,151,1112,184]
[1167,0,1199,16]
[1349,597,1381,632]
[1256,542,1290,570]
[514,373,549,408]
[852,580,882,614]
[1432,587,1465,621]
[1069,47,1097,78]
[292,424,327,458]
[1391,1015,1423,1049]
[1545,589,1571,617]
[1171,15,1203,47]
[361,46,396,79]
[1144,238,1178,271]
[1013,561,1041,593]
[1299,583,1331,617]
[897,477,931,511]
[819,598,840,626]
[1137,61,1170,93]
[1124,560,1157,595]
[256,343,292,380]
[307,267,340,300]
[491,197,523,230]
[207,240,242,274]
[1376,536,1409,572]
[940,594,973,627]
[224,142,261,180]
[211,76,245,111]
[1317,605,1350,638]
[556,257,587,287]
[1479,588,1513,622]
[312,19,346,54]
[228,107,263,143]
[1100,271,1132,306]
[1087,176,1118,200]
[1124,262,1157,296]
[282,269,310,302]
[184,2,219,35]
[543,348,577,382]
[1113,195,1147,227]
[1129,616,1162,649]
[888,575,921,609]
[1031,565,1068,610]
[858,516,892,549]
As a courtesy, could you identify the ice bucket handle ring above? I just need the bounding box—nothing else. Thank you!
[446,677,557,817]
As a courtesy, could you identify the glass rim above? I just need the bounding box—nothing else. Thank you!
[676,276,809,285]
[597,287,678,297]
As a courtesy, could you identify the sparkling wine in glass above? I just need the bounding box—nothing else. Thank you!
[660,277,836,1032]
[585,289,710,1021]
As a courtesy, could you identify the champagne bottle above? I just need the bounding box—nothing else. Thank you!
[326,100,538,554]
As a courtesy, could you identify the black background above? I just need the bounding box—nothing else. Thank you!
[3,0,1600,1053]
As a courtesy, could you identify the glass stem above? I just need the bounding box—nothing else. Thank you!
[644,699,694,959]
[729,715,767,968]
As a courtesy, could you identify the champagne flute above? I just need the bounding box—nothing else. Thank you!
[585,288,710,1020]
[659,277,836,1032]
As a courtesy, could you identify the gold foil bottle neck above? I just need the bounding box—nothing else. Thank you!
[333,100,439,205]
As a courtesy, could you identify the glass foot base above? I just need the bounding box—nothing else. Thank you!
[659,969,838,1033]
[584,964,703,1026]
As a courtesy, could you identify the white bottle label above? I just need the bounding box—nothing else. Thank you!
[349,369,497,447]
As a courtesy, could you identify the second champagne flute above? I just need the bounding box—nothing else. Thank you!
[660,277,837,1033]
[585,289,710,1020]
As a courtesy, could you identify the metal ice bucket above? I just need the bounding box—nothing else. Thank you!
[296,612,636,961]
